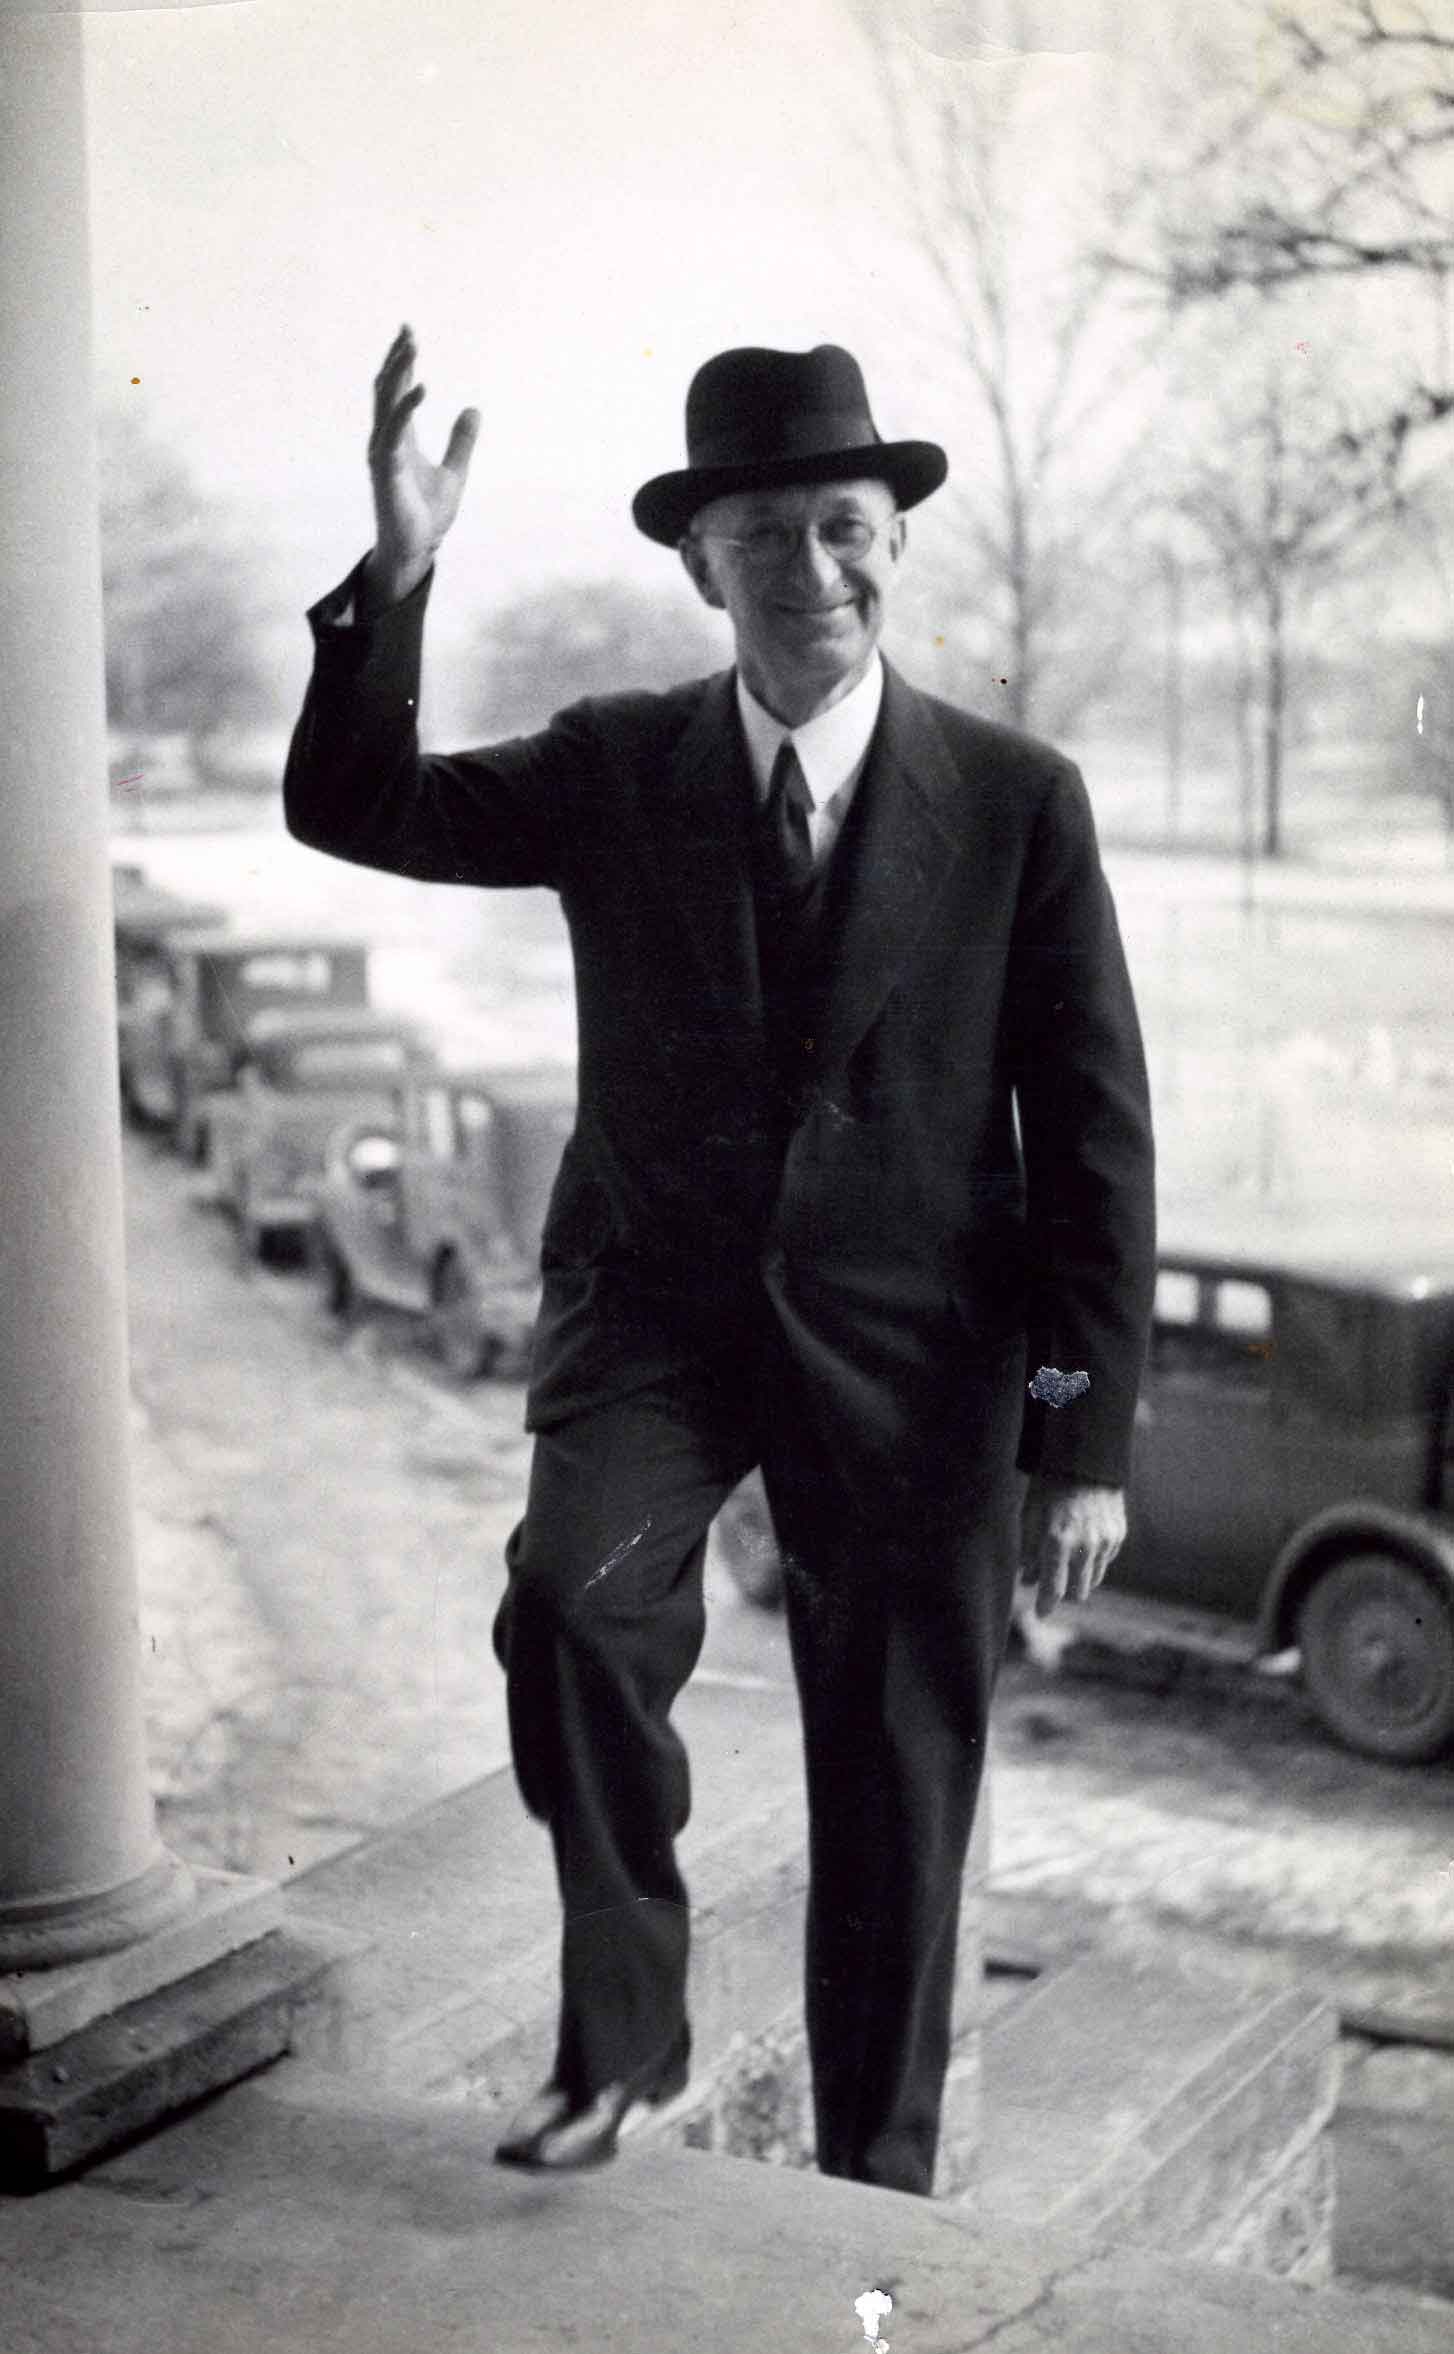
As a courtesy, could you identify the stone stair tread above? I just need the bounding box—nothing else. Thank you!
[277,1690,1339,2279]
[2,2066,1448,2354]
[282,1676,810,2089]
[1333,2107,1454,2302]
[980,1946,1337,2233]
[284,1675,806,2017]
[288,1673,801,1912]
[986,1881,1454,2043]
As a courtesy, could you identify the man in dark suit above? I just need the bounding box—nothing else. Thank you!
[284,327,1156,2197]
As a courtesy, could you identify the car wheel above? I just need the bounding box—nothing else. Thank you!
[1297,1549,1454,1764]
[429,1255,497,1381]
[713,1472,785,1611]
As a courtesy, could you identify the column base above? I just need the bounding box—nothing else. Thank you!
[1,1867,282,2064]
[0,1922,352,2193]
[0,1849,196,1974]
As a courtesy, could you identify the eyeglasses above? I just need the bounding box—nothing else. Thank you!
[694,512,898,569]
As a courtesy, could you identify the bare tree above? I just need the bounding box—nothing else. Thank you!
[1130,0,1454,462]
[851,3,1160,738]
[99,403,281,760]
[1165,1,1454,291]
[1390,481,1454,850]
[463,577,723,741]
[1162,303,1406,854]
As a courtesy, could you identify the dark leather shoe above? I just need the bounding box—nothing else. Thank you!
[494,2023,691,2172]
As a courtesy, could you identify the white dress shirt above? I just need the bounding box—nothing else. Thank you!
[735,656,884,868]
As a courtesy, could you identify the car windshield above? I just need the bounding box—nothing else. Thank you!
[204,948,366,1028]
[279,1040,411,1086]
[231,952,344,995]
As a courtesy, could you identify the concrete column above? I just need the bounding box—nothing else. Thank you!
[0,0,192,1967]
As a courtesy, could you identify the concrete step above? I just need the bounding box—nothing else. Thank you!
[987,1878,1454,2042]
[283,1673,812,2100]
[283,1670,991,2192]
[0,1930,343,2191]
[284,1684,1336,2267]
[0,1870,281,2063]
[2,2066,1448,2354]
[1334,2107,1454,2303]
[977,1945,1339,2277]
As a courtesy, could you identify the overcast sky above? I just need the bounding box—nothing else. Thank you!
[82,0,1175,643]
[88,0,1450,734]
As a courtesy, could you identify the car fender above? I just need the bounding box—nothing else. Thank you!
[1261,1501,1454,1652]
[316,1186,401,1299]
[314,1193,389,1296]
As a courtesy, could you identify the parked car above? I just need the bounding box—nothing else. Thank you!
[206,1007,436,1261]
[1116,1229,1454,1762]
[714,1226,1454,1765]
[113,877,227,1115]
[118,928,371,1160]
[314,1062,575,1376]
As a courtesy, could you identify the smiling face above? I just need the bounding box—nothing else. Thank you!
[679,476,906,726]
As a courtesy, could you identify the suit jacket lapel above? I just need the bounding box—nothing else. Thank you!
[648,669,765,1053]
[815,663,967,1078]
[642,663,969,1093]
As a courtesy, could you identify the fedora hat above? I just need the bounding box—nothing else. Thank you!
[631,343,948,546]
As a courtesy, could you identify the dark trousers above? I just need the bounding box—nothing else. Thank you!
[491,1307,1022,2197]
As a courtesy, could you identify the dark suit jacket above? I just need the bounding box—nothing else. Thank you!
[284,570,1156,1490]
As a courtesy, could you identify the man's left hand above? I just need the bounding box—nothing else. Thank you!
[1019,1477,1126,1620]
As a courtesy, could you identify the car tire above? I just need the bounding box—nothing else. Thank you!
[429,1255,498,1381]
[713,1472,785,1611]
[1297,1549,1454,1765]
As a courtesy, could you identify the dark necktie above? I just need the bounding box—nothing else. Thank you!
[756,737,816,910]
[752,737,823,1120]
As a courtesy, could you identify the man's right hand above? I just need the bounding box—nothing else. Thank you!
[361,324,481,614]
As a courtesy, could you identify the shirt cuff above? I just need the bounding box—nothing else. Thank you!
[307,555,434,639]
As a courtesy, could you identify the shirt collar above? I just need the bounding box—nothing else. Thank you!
[735,655,884,811]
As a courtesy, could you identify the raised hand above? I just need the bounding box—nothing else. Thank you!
[362,324,481,611]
